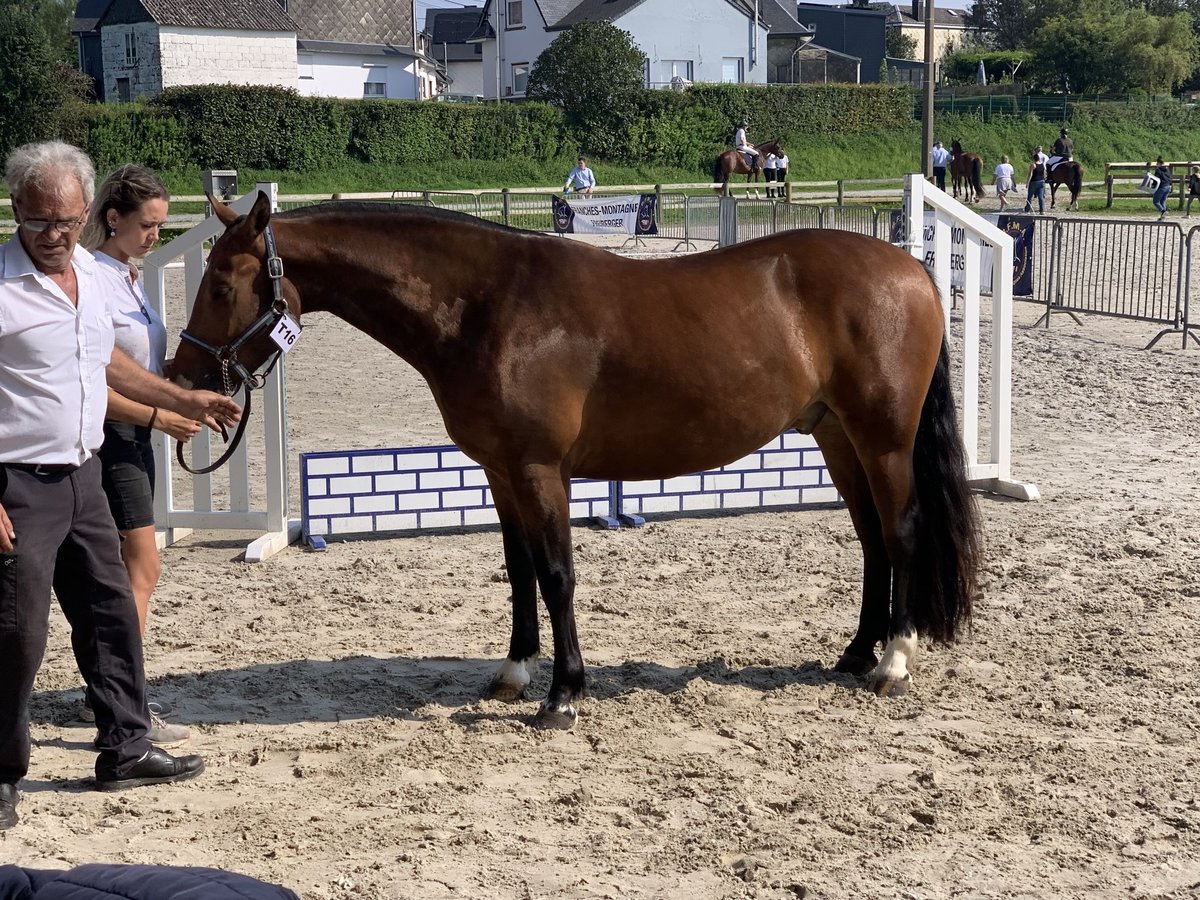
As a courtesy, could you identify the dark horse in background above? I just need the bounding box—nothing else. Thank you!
[170,194,981,729]
[1048,160,1084,211]
[950,140,986,204]
[714,139,784,196]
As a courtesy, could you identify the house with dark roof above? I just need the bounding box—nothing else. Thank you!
[424,6,485,98]
[92,0,298,101]
[795,2,887,82]
[467,0,772,99]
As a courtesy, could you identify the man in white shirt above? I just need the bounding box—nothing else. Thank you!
[0,141,241,830]
[563,156,596,195]
[931,141,951,192]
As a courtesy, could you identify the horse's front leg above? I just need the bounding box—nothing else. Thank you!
[512,465,584,729]
[484,484,540,702]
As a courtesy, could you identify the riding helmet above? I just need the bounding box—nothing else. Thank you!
[1061,128,1068,135]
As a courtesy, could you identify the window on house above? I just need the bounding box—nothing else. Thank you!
[116,77,131,101]
[124,32,137,66]
[298,53,313,79]
[665,60,693,81]
[507,1,523,27]
[721,57,744,83]
[511,62,529,94]
[364,81,387,98]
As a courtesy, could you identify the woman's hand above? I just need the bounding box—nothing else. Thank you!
[153,408,204,443]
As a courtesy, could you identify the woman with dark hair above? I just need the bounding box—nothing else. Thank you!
[1151,156,1172,221]
[81,165,200,746]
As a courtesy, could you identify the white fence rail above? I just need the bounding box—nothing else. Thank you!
[902,174,1038,501]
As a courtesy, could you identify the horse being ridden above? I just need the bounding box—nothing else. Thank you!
[715,139,784,196]
[950,140,986,204]
[171,195,981,730]
[1047,160,1083,211]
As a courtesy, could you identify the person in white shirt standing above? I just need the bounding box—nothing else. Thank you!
[0,141,239,830]
[763,152,778,198]
[993,155,1015,210]
[931,141,951,192]
[563,156,596,195]
[776,152,790,200]
[80,164,203,747]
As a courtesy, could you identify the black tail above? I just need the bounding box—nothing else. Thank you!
[910,340,981,643]
[1071,163,1083,199]
[971,158,985,198]
[713,155,724,187]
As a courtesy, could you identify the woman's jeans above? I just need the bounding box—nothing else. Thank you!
[1153,184,1171,214]
[1025,179,1045,213]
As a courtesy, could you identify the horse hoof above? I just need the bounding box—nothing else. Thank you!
[483,678,526,702]
[534,700,578,730]
[484,656,537,702]
[833,651,877,675]
[868,673,911,698]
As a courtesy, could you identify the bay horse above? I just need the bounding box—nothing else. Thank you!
[169,194,981,729]
[950,140,985,204]
[714,139,784,196]
[1048,160,1083,211]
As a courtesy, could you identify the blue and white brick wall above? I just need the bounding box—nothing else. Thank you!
[300,431,839,541]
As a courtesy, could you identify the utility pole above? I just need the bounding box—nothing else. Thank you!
[921,0,935,177]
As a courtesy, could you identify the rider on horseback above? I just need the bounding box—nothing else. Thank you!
[1048,128,1073,172]
[735,119,759,170]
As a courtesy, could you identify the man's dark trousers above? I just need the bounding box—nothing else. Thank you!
[934,166,947,192]
[0,457,151,785]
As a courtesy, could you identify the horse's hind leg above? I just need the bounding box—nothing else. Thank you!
[484,484,541,702]
[812,417,891,675]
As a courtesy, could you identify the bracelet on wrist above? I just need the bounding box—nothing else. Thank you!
[147,407,158,430]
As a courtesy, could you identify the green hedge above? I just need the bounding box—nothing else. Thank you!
[64,82,917,174]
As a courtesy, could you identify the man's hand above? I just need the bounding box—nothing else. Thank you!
[107,349,240,429]
[0,501,14,553]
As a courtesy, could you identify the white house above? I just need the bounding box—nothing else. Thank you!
[297,39,439,100]
[467,0,771,100]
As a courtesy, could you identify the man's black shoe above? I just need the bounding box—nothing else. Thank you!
[0,782,18,830]
[95,747,204,792]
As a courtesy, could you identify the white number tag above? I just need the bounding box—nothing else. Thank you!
[269,313,301,353]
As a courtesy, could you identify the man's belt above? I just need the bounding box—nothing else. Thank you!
[3,462,79,475]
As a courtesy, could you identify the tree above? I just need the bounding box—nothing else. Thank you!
[1030,0,1198,92]
[886,27,919,60]
[0,0,71,157]
[526,21,646,160]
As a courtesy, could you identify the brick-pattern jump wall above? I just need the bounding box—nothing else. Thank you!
[618,431,838,516]
[301,446,613,538]
[300,432,838,541]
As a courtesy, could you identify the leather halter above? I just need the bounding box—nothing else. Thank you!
[176,224,295,475]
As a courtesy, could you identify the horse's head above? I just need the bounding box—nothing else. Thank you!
[166,191,293,394]
[951,140,963,155]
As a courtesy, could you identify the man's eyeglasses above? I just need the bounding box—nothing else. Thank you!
[19,215,87,235]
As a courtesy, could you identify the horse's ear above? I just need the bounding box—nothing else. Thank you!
[245,191,273,237]
[209,194,239,227]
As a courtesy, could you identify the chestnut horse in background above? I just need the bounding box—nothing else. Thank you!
[169,194,981,730]
[714,139,784,195]
[950,140,986,203]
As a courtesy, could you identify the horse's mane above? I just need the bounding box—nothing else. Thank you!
[275,200,516,234]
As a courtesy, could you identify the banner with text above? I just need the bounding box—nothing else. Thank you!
[553,194,659,236]
[889,212,1034,296]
